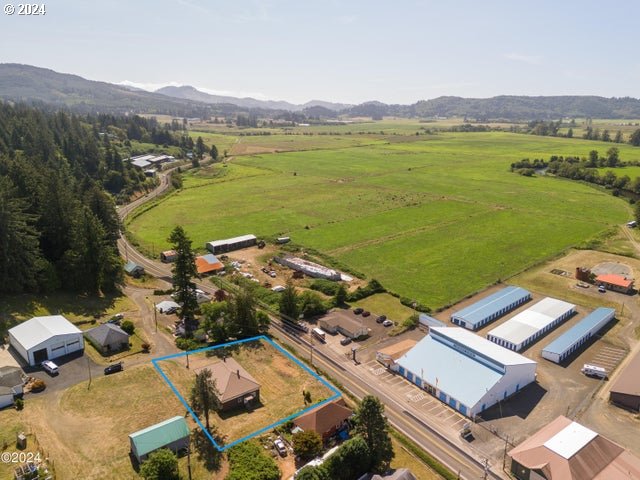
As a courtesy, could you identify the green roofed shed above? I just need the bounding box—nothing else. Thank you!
[129,416,190,462]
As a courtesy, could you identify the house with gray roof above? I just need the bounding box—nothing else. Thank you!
[84,323,130,354]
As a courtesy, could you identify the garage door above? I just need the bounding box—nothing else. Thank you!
[65,339,82,353]
[33,348,48,364]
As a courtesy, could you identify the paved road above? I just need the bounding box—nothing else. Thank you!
[117,169,505,480]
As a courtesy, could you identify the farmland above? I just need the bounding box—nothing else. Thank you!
[127,131,639,308]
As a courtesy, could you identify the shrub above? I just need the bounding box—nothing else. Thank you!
[140,448,179,480]
[175,337,200,351]
[141,342,151,352]
[310,279,340,296]
[30,379,46,392]
[293,431,323,461]
[347,279,385,302]
[15,398,24,410]
[120,320,135,335]
[226,441,280,480]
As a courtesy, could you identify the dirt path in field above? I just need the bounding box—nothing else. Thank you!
[122,285,178,364]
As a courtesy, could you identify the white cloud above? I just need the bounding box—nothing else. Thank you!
[503,53,542,65]
[116,80,268,100]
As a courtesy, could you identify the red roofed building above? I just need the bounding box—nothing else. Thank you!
[595,274,634,294]
[195,254,224,275]
[508,416,640,479]
[293,398,353,441]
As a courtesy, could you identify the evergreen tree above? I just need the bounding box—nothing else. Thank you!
[229,286,259,337]
[210,144,218,160]
[630,129,640,147]
[334,284,348,306]
[168,226,199,332]
[195,136,206,159]
[614,130,624,143]
[354,395,394,473]
[0,177,42,292]
[190,368,220,431]
[566,128,573,138]
[279,282,300,321]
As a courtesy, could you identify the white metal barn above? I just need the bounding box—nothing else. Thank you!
[486,298,576,352]
[8,315,84,366]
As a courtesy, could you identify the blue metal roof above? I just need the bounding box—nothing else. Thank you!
[542,307,615,356]
[397,333,503,408]
[418,314,446,328]
[451,286,531,327]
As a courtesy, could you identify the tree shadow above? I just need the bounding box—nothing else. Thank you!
[191,428,223,471]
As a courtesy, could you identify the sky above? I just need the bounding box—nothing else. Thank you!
[1,0,639,105]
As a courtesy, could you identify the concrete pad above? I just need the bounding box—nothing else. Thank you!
[0,345,20,368]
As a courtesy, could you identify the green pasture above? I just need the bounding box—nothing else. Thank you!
[127,132,636,308]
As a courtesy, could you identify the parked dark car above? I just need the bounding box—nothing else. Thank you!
[340,337,352,346]
[376,315,387,324]
[362,311,371,317]
[353,307,364,315]
[104,362,123,375]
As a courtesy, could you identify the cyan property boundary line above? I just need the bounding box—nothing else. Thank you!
[151,335,341,451]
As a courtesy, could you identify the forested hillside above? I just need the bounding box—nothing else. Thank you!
[0,103,182,294]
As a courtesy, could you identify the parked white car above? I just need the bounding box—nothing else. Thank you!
[271,285,286,292]
[42,360,59,375]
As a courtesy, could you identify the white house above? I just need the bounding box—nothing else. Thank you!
[8,315,84,366]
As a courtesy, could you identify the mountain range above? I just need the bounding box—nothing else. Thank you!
[2,63,640,120]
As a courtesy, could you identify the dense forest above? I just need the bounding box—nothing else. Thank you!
[0,103,184,294]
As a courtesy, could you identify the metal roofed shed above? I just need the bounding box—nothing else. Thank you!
[542,307,615,364]
[376,339,418,368]
[609,349,640,411]
[487,297,576,352]
[84,323,130,354]
[395,327,536,417]
[129,416,190,462]
[319,311,369,339]
[418,314,446,329]
[205,234,257,254]
[8,315,84,366]
[156,300,180,313]
[508,415,640,480]
[124,261,145,278]
[195,253,224,275]
[450,286,531,330]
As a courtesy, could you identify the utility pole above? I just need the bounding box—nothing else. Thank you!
[187,446,192,480]
[483,458,489,480]
[309,333,314,366]
[503,435,509,470]
[87,357,92,390]
[154,303,158,333]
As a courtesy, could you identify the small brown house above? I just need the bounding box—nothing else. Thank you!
[293,398,352,441]
[202,358,260,411]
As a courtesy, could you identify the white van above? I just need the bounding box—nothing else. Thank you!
[581,364,606,379]
[42,360,59,375]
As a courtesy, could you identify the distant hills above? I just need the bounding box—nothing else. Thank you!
[155,85,351,112]
[0,64,229,116]
[2,63,640,120]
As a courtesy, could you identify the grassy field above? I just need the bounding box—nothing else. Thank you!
[156,339,335,445]
[19,364,218,480]
[128,131,638,309]
[0,292,134,338]
[352,293,416,322]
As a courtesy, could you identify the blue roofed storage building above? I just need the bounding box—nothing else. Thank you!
[451,286,531,330]
[129,416,190,463]
[395,327,537,417]
[541,307,615,364]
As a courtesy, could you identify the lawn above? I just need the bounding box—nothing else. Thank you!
[127,131,637,309]
[352,293,416,322]
[0,292,134,338]
[155,338,336,446]
[20,363,217,480]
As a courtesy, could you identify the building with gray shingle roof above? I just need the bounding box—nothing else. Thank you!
[84,323,130,353]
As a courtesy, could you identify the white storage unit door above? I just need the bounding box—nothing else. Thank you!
[65,339,82,353]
